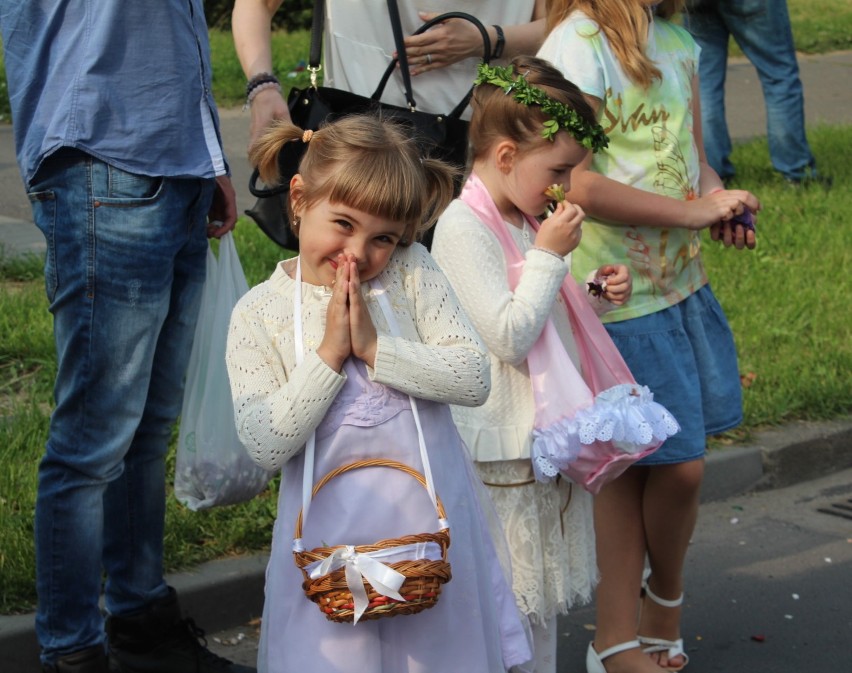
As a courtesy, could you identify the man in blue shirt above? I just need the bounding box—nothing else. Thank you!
[0,2,253,672]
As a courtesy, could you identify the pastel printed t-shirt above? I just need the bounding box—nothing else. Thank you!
[538,11,708,322]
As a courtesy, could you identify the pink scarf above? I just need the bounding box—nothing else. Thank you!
[460,173,679,493]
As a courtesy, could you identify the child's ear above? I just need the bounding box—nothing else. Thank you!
[494,140,517,173]
[289,174,305,217]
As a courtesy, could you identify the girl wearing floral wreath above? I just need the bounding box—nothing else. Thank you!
[432,57,679,673]
[539,1,760,671]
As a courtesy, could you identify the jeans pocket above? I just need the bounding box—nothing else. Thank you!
[27,189,58,300]
[94,165,165,205]
[725,0,768,19]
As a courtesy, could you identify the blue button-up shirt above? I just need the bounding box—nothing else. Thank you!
[1,0,228,188]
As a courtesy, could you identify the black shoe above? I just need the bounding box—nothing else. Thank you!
[43,646,110,673]
[106,588,255,673]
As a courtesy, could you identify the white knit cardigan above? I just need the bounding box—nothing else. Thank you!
[225,243,491,472]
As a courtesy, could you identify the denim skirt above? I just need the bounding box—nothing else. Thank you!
[604,284,743,465]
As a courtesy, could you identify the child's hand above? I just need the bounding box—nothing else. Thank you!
[316,255,352,372]
[709,198,758,250]
[535,201,585,257]
[685,189,760,241]
[346,256,379,367]
[597,264,632,305]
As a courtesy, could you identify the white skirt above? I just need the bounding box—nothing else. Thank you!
[476,459,597,624]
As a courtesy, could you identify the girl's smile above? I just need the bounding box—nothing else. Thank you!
[295,198,407,287]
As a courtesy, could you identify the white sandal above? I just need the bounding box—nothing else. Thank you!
[638,578,690,672]
[586,640,642,673]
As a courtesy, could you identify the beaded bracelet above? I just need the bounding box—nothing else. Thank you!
[246,72,280,98]
[246,80,282,105]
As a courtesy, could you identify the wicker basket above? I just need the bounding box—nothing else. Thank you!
[293,458,452,624]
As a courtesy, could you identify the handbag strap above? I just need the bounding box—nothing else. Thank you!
[380,2,491,118]
[385,0,415,109]
[292,259,444,549]
[307,0,325,84]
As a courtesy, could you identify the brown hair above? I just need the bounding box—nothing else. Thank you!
[467,56,599,160]
[545,0,685,89]
[250,114,457,245]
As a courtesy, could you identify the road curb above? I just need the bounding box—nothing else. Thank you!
[0,554,269,673]
[701,416,852,502]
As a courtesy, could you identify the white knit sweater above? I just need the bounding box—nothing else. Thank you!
[225,243,491,472]
[432,199,611,463]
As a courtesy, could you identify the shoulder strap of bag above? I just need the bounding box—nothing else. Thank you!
[307,0,325,84]
[385,0,415,109]
[379,1,491,118]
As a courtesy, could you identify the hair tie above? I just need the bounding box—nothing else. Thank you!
[302,129,314,143]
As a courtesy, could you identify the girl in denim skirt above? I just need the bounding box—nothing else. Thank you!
[539,1,760,672]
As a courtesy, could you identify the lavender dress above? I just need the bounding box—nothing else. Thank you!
[257,358,531,672]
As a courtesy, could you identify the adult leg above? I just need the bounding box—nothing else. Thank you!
[637,459,705,670]
[591,468,666,673]
[30,151,207,665]
[100,175,210,614]
[725,0,815,180]
[84,170,253,673]
[527,615,558,673]
[684,5,736,179]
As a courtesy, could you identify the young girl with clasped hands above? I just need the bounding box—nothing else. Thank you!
[225,115,532,673]
[432,57,650,673]
[538,2,760,672]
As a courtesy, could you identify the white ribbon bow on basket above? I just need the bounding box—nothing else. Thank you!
[305,541,445,622]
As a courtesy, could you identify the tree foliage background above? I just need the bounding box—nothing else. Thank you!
[203,0,312,31]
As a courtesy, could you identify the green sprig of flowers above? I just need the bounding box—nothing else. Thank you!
[474,62,610,152]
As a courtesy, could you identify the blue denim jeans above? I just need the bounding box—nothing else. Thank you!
[27,149,214,663]
[685,0,816,181]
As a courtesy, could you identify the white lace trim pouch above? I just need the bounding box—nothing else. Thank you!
[531,383,680,483]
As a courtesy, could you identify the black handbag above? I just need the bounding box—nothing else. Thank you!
[245,0,491,250]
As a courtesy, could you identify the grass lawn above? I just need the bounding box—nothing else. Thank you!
[701,127,851,437]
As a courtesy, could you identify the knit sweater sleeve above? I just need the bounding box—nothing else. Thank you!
[432,200,569,367]
[225,282,346,472]
[368,244,491,408]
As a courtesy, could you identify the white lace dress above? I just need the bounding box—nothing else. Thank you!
[432,201,598,625]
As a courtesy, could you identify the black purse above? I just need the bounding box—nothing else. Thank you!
[245,0,491,250]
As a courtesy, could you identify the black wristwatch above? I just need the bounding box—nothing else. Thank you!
[491,25,505,59]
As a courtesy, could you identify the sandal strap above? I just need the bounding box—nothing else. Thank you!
[639,636,685,654]
[642,578,684,608]
[597,640,642,661]
[638,636,690,671]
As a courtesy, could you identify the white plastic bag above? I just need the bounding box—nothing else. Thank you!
[175,232,272,510]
